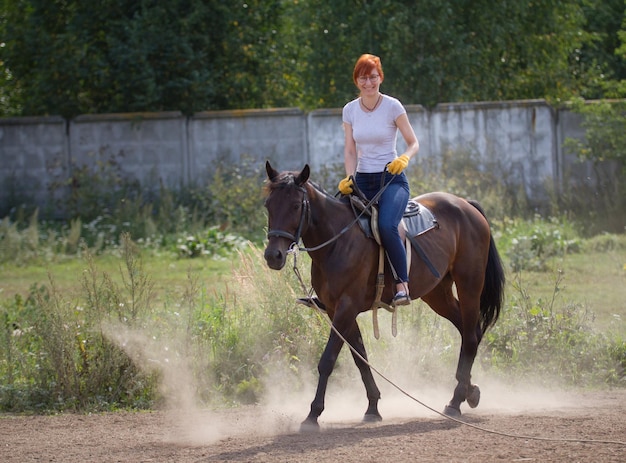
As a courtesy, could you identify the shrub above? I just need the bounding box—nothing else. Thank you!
[176,226,248,259]
[498,216,582,272]
[482,271,625,386]
[0,235,159,412]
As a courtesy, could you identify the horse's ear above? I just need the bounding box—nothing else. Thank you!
[266,160,279,181]
[295,164,310,186]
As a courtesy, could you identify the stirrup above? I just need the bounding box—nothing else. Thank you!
[296,297,326,312]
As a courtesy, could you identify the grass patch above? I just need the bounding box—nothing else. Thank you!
[0,249,233,303]
[0,230,624,413]
[507,250,626,333]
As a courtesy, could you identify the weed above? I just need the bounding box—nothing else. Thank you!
[0,147,624,413]
[176,226,247,259]
[498,216,582,272]
[482,270,624,386]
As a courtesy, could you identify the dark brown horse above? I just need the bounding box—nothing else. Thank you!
[263,161,505,431]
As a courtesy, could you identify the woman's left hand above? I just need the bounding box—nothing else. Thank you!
[387,154,410,174]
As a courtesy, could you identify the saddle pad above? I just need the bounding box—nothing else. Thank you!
[403,200,437,237]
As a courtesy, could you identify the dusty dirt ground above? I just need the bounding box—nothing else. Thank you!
[2,388,625,463]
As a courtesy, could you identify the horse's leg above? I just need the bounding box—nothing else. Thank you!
[302,329,342,431]
[446,275,484,416]
[422,276,480,416]
[345,321,382,422]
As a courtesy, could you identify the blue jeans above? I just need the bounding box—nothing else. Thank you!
[355,171,410,283]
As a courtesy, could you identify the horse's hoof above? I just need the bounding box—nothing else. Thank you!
[443,405,461,417]
[467,384,480,409]
[299,419,320,433]
[363,413,383,423]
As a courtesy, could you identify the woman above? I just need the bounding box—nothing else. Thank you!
[338,53,420,305]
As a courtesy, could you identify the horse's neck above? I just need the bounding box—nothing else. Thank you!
[303,186,353,249]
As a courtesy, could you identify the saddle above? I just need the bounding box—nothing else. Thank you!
[349,185,438,339]
[349,194,437,244]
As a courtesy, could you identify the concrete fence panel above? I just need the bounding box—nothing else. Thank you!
[188,108,307,181]
[69,112,188,191]
[0,116,68,213]
[431,100,557,198]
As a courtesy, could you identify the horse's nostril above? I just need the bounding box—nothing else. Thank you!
[264,247,286,270]
[264,247,282,262]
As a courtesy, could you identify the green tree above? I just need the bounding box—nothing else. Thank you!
[578,0,626,99]
[568,99,626,173]
[286,0,596,108]
[0,0,292,117]
[1,0,625,116]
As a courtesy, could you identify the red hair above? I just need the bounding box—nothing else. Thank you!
[352,54,384,85]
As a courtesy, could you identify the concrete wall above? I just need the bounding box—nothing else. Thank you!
[305,100,560,199]
[189,108,307,182]
[0,116,68,211]
[70,112,188,190]
[0,100,586,216]
[429,100,557,198]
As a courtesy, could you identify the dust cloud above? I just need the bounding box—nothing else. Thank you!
[104,316,578,447]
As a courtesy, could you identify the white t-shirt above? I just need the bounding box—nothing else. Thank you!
[342,94,406,173]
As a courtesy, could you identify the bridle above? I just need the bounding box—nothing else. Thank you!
[266,184,310,246]
[266,175,393,253]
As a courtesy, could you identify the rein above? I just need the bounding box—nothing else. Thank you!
[267,174,394,254]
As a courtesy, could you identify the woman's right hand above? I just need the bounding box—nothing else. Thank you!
[338,177,354,195]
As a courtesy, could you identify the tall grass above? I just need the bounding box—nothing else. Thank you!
[1,231,624,413]
[481,270,626,386]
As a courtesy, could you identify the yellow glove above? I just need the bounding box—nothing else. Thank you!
[338,177,354,195]
[387,154,410,175]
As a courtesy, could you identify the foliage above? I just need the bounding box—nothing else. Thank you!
[497,216,582,272]
[0,236,158,412]
[0,211,85,265]
[583,232,626,252]
[566,99,626,172]
[0,134,624,413]
[203,155,268,242]
[0,151,264,263]
[579,0,626,99]
[482,270,625,386]
[1,231,624,413]
[1,1,625,116]
[280,0,594,108]
[0,1,293,117]
[176,227,248,259]
[0,241,328,411]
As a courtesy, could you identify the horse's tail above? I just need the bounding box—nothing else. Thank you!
[468,200,506,333]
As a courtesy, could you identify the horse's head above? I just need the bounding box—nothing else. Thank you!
[263,161,310,270]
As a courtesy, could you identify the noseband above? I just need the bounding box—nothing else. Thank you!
[266,185,310,245]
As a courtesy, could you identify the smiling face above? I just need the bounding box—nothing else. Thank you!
[353,54,384,96]
[356,73,381,97]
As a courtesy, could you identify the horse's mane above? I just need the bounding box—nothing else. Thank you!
[309,180,338,200]
[263,171,297,196]
[263,171,341,203]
